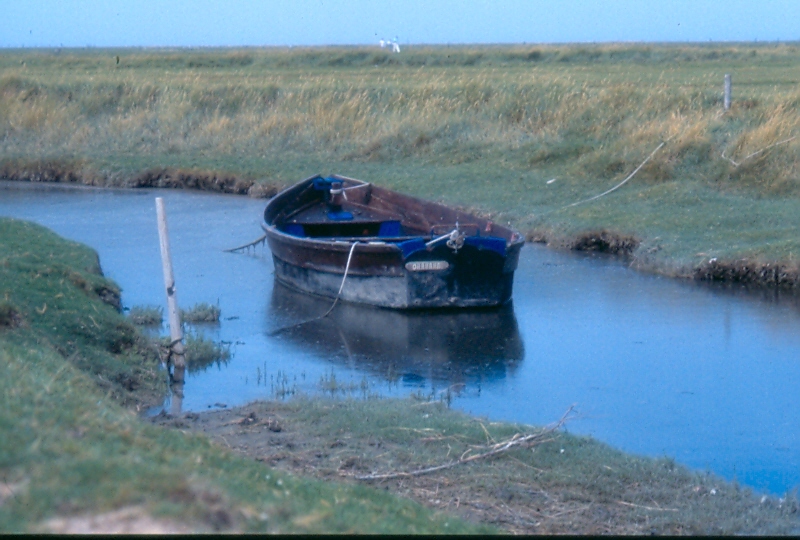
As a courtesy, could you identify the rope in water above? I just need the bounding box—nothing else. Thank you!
[268,241,360,336]
[223,233,268,253]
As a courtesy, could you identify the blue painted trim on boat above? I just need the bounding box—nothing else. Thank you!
[398,238,426,258]
[312,176,334,190]
[378,220,402,237]
[465,236,507,256]
[283,224,305,237]
[327,210,354,221]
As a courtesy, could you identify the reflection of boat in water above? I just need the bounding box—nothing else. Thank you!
[268,282,524,386]
[263,174,524,309]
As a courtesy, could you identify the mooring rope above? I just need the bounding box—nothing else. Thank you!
[268,241,360,336]
[224,233,268,253]
[562,141,665,209]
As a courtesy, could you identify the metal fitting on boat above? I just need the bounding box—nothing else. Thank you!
[446,229,466,252]
[329,181,345,210]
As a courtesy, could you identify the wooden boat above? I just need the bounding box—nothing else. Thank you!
[263,174,524,309]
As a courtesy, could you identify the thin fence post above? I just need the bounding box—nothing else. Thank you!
[724,73,732,111]
[155,197,185,385]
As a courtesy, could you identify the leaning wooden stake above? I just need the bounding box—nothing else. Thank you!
[155,197,186,382]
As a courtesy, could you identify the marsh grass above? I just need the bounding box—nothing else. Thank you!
[270,370,298,399]
[2,44,798,195]
[318,370,372,398]
[0,342,481,533]
[2,44,800,275]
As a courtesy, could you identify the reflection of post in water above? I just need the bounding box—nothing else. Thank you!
[267,282,525,387]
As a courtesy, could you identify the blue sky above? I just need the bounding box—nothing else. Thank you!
[2,0,799,48]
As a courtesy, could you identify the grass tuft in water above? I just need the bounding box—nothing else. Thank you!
[183,332,230,372]
[158,331,230,373]
[181,303,221,324]
[127,305,163,326]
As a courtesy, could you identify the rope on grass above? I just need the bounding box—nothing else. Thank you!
[354,405,576,482]
[561,142,665,210]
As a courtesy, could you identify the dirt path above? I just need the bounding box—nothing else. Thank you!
[41,506,201,534]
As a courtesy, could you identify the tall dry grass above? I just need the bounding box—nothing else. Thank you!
[0,44,798,193]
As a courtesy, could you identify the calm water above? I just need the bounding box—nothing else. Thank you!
[2,180,799,495]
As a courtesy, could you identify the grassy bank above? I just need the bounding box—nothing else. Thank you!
[2,44,800,284]
[2,218,798,534]
[0,217,484,533]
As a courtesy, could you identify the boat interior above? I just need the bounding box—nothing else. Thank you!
[276,176,503,248]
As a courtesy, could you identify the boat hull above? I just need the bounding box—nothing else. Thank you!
[269,241,521,309]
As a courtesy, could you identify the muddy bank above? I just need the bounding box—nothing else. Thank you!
[529,228,800,289]
[527,229,640,256]
[691,258,800,287]
[149,399,800,536]
[0,159,278,198]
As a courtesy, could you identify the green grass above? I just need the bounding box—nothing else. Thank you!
[0,343,481,533]
[0,217,487,533]
[0,218,164,407]
[1,44,799,279]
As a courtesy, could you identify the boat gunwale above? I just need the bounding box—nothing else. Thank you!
[263,174,524,254]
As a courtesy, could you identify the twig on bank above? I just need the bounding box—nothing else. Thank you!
[616,500,678,512]
[721,136,796,167]
[355,405,575,482]
[543,503,594,519]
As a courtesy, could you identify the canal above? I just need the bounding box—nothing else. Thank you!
[2,180,799,495]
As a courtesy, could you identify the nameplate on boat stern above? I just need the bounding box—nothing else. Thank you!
[405,261,449,272]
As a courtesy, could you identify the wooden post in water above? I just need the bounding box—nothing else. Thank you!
[724,73,732,111]
[155,197,186,384]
